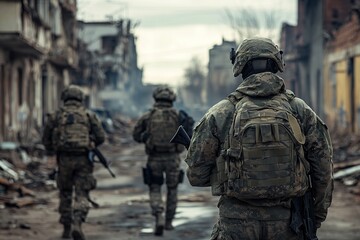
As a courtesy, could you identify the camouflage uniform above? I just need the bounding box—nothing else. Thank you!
[133,86,187,235]
[185,38,333,240]
[42,85,105,239]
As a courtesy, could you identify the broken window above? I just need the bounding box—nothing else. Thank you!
[102,35,117,54]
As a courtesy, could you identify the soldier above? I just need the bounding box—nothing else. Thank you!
[42,85,105,240]
[185,38,333,240]
[133,86,194,236]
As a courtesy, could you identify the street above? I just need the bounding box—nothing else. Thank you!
[0,142,359,240]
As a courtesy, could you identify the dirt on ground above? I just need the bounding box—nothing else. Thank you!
[0,142,359,240]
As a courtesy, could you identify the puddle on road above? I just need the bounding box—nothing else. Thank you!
[140,202,216,235]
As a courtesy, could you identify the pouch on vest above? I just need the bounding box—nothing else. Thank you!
[224,95,309,200]
[52,106,91,152]
[146,108,179,153]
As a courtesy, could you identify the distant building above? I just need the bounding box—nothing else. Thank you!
[279,23,298,93]
[207,38,239,106]
[77,20,144,117]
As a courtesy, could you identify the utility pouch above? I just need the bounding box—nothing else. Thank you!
[178,169,185,184]
[142,165,152,185]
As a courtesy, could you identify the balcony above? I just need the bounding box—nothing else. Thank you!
[0,1,49,57]
[48,46,78,69]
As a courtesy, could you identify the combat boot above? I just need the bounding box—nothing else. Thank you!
[164,218,174,230]
[154,213,164,236]
[72,218,86,240]
[62,223,71,239]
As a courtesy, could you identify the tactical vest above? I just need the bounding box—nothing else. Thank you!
[52,105,91,152]
[146,107,179,153]
[210,91,309,199]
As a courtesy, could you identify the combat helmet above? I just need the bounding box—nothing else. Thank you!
[153,86,176,102]
[61,85,85,102]
[231,37,285,78]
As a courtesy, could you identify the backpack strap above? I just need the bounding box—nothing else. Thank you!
[283,90,310,173]
[282,90,306,145]
[212,91,244,187]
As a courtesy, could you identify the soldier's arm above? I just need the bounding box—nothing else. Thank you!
[132,112,150,143]
[89,113,106,146]
[185,114,219,187]
[294,98,333,228]
[42,113,56,152]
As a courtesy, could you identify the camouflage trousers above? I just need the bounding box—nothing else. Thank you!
[56,153,96,225]
[147,153,181,221]
[210,217,304,240]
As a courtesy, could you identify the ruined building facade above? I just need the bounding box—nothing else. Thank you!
[0,0,78,143]
[280,0,359,126]
[77,20,144,117]
[323,7,360,132]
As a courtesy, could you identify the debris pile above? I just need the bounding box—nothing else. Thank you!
[0,142,54,210]
[332,131,360,199]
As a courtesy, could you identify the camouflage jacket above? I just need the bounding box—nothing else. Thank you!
[133,101,185,155]
[185,72,333,226]
[42,100,105,152]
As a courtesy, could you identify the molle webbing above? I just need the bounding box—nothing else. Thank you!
[222,91,308,199]
[235,177,291,187]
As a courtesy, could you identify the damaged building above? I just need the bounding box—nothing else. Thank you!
[0,0,78,143]
[323,6,360,132]
[280,0,359,121]
[0,0,52,143]
[77,20,145,117]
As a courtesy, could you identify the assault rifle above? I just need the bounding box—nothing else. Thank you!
[303,189,318,240]
[291,178,318,240]
[89,148,116,178]
[170,125,191,149]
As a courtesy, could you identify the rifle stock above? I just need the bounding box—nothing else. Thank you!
[170,125,190,149]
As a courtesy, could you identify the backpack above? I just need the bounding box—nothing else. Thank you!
[146,108,179,153]
[52,105,91,152]
[223,92,309,200]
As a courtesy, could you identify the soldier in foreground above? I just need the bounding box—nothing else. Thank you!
[42,85,105,240]
[185,38,333,239]
[133,86,194,236]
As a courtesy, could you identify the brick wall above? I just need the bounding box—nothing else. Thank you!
[327,10,360,52]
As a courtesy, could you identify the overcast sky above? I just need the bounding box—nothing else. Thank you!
[78,0,297,86]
